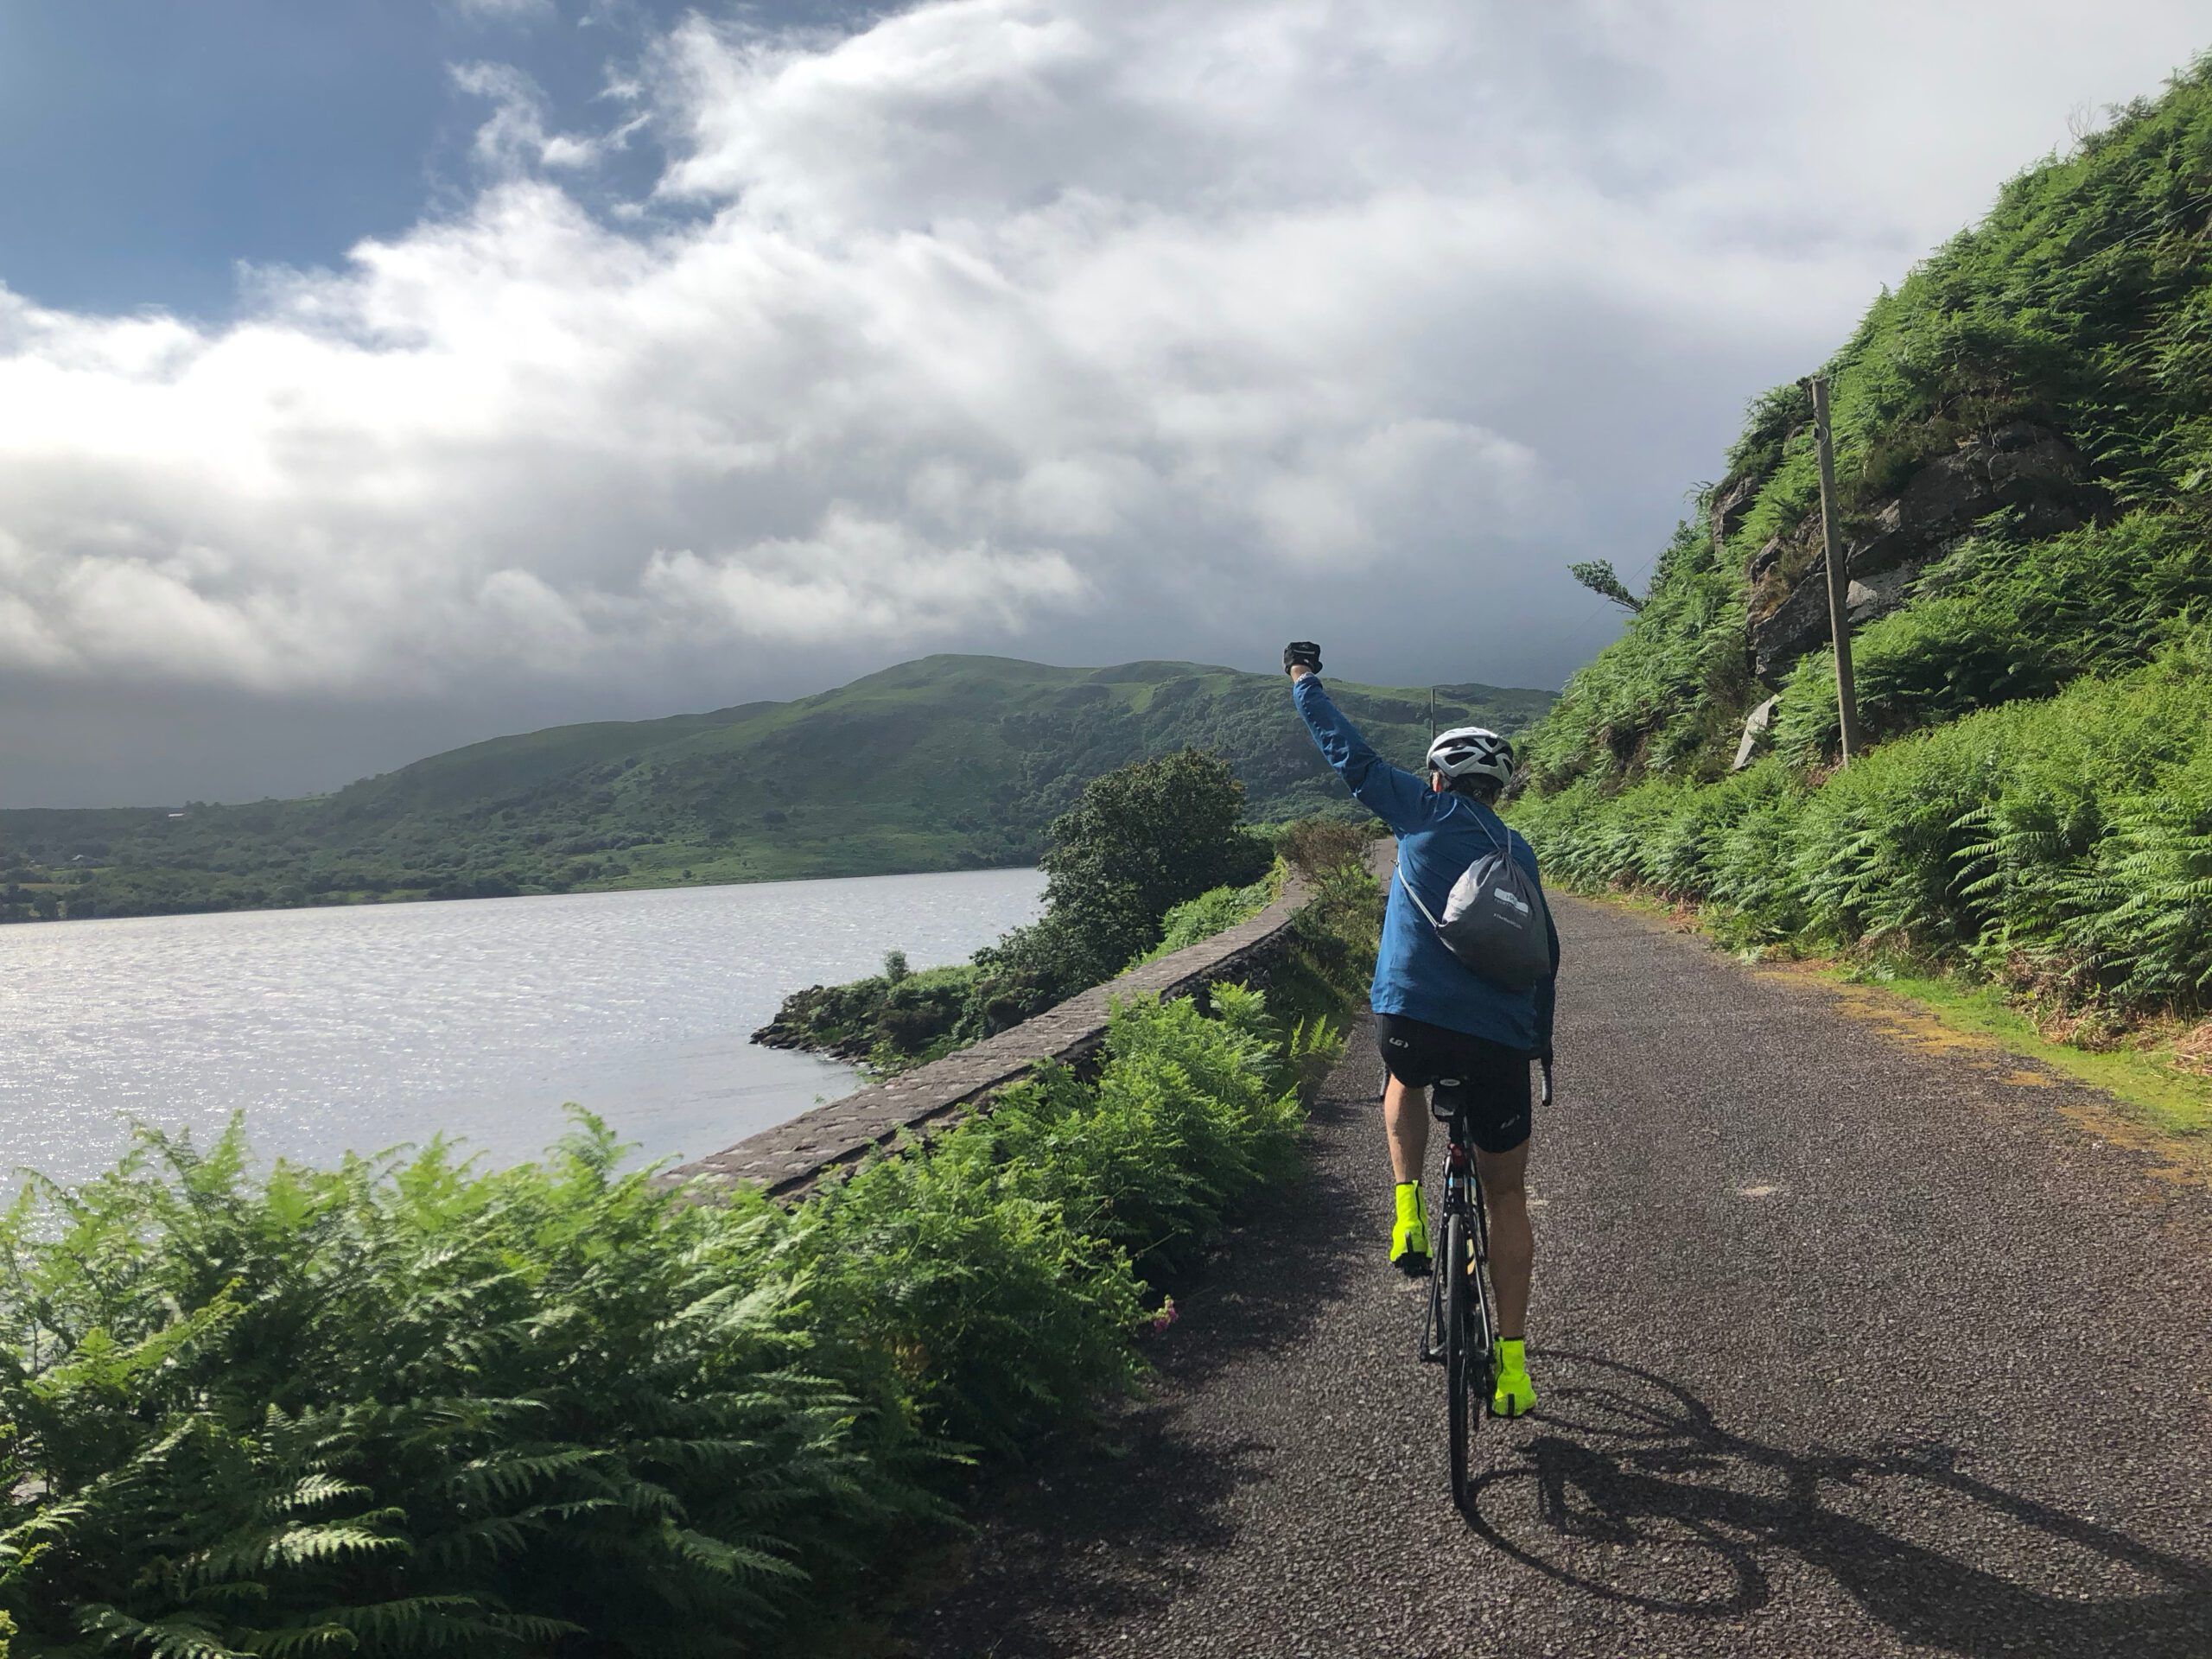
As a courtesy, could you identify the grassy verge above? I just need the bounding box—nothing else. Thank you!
[0,864,1380,1657]
[1830,963,2210,1142]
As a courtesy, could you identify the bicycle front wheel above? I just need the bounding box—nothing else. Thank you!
[1444,1209,1473,1508]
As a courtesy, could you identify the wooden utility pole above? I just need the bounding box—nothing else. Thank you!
[1805,374,1862,765]
[1428,687,1437,744]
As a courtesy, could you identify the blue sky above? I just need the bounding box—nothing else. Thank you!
[1,3,2207,806]
[0,1,853,317]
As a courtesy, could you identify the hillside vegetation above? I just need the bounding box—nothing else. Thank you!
[1516,57,2212,1047]
[0,656,1547,922]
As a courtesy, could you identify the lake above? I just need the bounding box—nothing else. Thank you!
[0,867,1045,1189]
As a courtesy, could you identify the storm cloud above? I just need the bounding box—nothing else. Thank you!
[1,0,2204,804]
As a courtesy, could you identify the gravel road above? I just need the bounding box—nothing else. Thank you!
[912,894,2212,1658]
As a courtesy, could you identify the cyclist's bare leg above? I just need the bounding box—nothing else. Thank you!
[1382,1074,1430,1185]
[1475,1141,1533,1340]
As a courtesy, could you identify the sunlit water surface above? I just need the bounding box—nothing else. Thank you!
[1,868,1044,1188]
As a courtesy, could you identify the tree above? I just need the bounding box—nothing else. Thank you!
[1038,748,1273,976]
[1568,558,1645,613]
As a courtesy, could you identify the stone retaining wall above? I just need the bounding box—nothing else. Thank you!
[665,869,1324,1202]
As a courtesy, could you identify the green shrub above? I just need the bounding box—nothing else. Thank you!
[0,979,1359,1656]
[1515,636,2212,1028]
[961,912,1106,1034]
[788,1104,1149,1460]
[868,964,983,1065]
[1264,858,1388,1033]
[0,1120,925,1656]
[769,751,1279,1069]
[1135,867,1281,966]
[1274,816,1372,881]
[1770,511,2212,765]
[1522,518,1754,791]
[954,988,1308,1288]
[1038,748,1274,977]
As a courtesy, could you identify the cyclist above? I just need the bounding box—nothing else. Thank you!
[1283,642,1557,1418]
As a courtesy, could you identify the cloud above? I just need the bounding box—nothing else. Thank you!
[448,0,558,24]
[640,511,1087,642]
[451,60,645,175]
[0,0,2206,767]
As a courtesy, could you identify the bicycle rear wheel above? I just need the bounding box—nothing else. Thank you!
[1444,1210,1473,1507]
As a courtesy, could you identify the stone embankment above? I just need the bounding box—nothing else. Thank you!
[667,870,1320,1201]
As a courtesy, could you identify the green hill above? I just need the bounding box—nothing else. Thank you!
[1515,57,2212,1050]
[0,655,1550,920]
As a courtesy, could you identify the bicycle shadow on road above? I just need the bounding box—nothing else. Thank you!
[1462,1351,2212,1657]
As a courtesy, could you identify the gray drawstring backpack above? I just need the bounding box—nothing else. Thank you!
[1396,817,1553,990]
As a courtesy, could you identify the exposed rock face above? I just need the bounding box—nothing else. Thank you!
[1845,568,1916,619]
[1748,421,2085,679]
[1709,472,1762,551]
[1752,573,1842,681]
[1732,695,1782,771]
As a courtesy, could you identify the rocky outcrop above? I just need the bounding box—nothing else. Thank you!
[1751,556,1927,682]
[1732,695,1781,771]
[1709,471,1762,551]
[1748,421,2086,679]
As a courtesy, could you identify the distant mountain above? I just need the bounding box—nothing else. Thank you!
[0,655,1551,920]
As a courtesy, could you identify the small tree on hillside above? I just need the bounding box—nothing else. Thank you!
[1039,747,1273,976]
[1568,558,1645,612]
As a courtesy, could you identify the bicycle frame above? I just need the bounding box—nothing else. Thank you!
[1420,1107,1497,1370]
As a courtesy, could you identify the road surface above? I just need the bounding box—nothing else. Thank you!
[913,894,2212,1658]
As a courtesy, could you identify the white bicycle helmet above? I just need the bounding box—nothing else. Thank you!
[1426,725,1515,791]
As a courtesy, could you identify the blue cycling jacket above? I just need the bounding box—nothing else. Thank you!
[1293,675,1558,1055]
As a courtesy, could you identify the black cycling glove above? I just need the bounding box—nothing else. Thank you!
[1282,641,1322,676]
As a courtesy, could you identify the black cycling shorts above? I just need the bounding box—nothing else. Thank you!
[1374,1013,1533,1154]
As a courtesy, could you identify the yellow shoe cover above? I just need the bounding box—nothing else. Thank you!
[1491,1338,1537,1418]
[1390,1182,1430,1275]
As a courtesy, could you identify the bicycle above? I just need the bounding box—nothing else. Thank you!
[1418,1059,1550,1510]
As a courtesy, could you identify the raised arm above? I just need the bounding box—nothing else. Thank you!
[1285,646,1430,834]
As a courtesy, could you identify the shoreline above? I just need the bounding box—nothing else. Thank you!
[0,855,1047,929]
